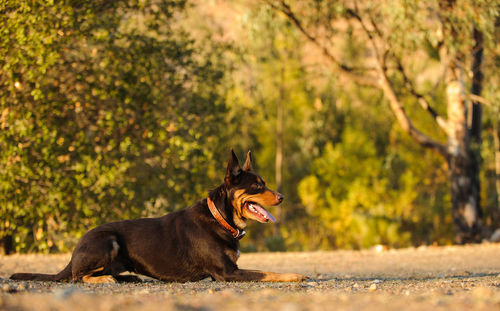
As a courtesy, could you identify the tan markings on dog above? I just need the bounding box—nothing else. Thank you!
[82,275,117,284]
[224,269,306,282]
[232,189,247,229]
[232,189,280,228]
[241,190,279,207]
[89,267,104,273]
[232,189,246,210]
[258,272,306,282]
[240,190,279,221]
[233,214,247,229]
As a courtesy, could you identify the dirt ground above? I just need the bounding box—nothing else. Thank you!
[2,244,500,310]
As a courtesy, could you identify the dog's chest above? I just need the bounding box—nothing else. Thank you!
[224,247,240,263]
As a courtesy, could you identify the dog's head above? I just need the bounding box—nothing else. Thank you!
[225,150,283,229]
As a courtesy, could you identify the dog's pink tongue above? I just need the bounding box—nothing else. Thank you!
[251,204,276,223]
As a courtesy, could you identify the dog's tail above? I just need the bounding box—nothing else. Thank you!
[10,261,73,282]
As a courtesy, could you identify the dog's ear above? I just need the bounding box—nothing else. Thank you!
[225,149,242,185]
[242,150,253,171]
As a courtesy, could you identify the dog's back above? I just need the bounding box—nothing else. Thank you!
[11,203,235,282]
[10,150,305,283]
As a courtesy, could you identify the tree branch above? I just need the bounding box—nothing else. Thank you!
[267,0,449,157]
[377,67,449,158]
[393,57,450,132]
[265,0,378,87]
[345,6,383,62]
[348,4,449,157]
[468,94,490,106]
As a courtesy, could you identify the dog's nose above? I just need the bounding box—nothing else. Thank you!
[277,193,284,203]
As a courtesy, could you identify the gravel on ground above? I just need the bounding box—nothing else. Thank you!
[2,244,500,310]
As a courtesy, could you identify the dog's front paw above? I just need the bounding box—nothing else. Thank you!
[82,275,117,284]
[282,273,307,282]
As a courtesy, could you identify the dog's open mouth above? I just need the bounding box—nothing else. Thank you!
[244,202,276,223]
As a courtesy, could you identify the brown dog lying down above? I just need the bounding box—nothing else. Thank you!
[11,150,306,283]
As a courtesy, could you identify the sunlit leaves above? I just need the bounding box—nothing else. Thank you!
[0,0,225,252]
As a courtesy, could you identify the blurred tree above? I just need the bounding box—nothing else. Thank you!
[0,0,226,252]
[195,1,453,250]
[296,77,452,249]
[188,2,383,251]
[482,79,500,229]
[267,0,499,243]
[215,3,327,251]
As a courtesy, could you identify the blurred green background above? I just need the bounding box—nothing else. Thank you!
[1,0,499,253]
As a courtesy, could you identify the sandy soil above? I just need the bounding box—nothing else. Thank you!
[2,244,500,310]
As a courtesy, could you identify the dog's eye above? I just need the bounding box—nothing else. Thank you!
[252,183,263,190]
[255,183,265,190]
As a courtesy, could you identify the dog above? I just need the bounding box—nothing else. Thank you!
[10,150,306,283]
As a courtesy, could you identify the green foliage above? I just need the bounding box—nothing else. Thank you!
[0,0,226,252]
[221,4,324,251]
[197,1,458,251]
[254,0,497,249]
[296,120,451,249]
[1,0,498,253]
[298,129,403,249]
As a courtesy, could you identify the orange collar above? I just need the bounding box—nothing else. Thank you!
[206,197,245,239]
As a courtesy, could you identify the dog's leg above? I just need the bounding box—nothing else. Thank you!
[113,275,142,283]
[71,234,121,282]
[82,274,117,284]
[215,269,306,282]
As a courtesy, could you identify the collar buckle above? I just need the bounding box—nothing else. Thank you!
[235,229,246,239]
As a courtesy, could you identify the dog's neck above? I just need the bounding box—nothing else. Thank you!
[207,184,243,232]
[206,196,245,239]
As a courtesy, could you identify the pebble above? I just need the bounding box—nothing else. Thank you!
[53,287,78,300]
[17,282,27,291]
[2,284,17,293]
[372,244,388,252]
[369,284,377,292]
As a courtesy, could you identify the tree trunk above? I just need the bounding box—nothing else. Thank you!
[448,154,482,243]
[494,119,500,217]
[0,235,13,255]
[446,77,482,243]
[274,66,284,234]
[271,0,489,244]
